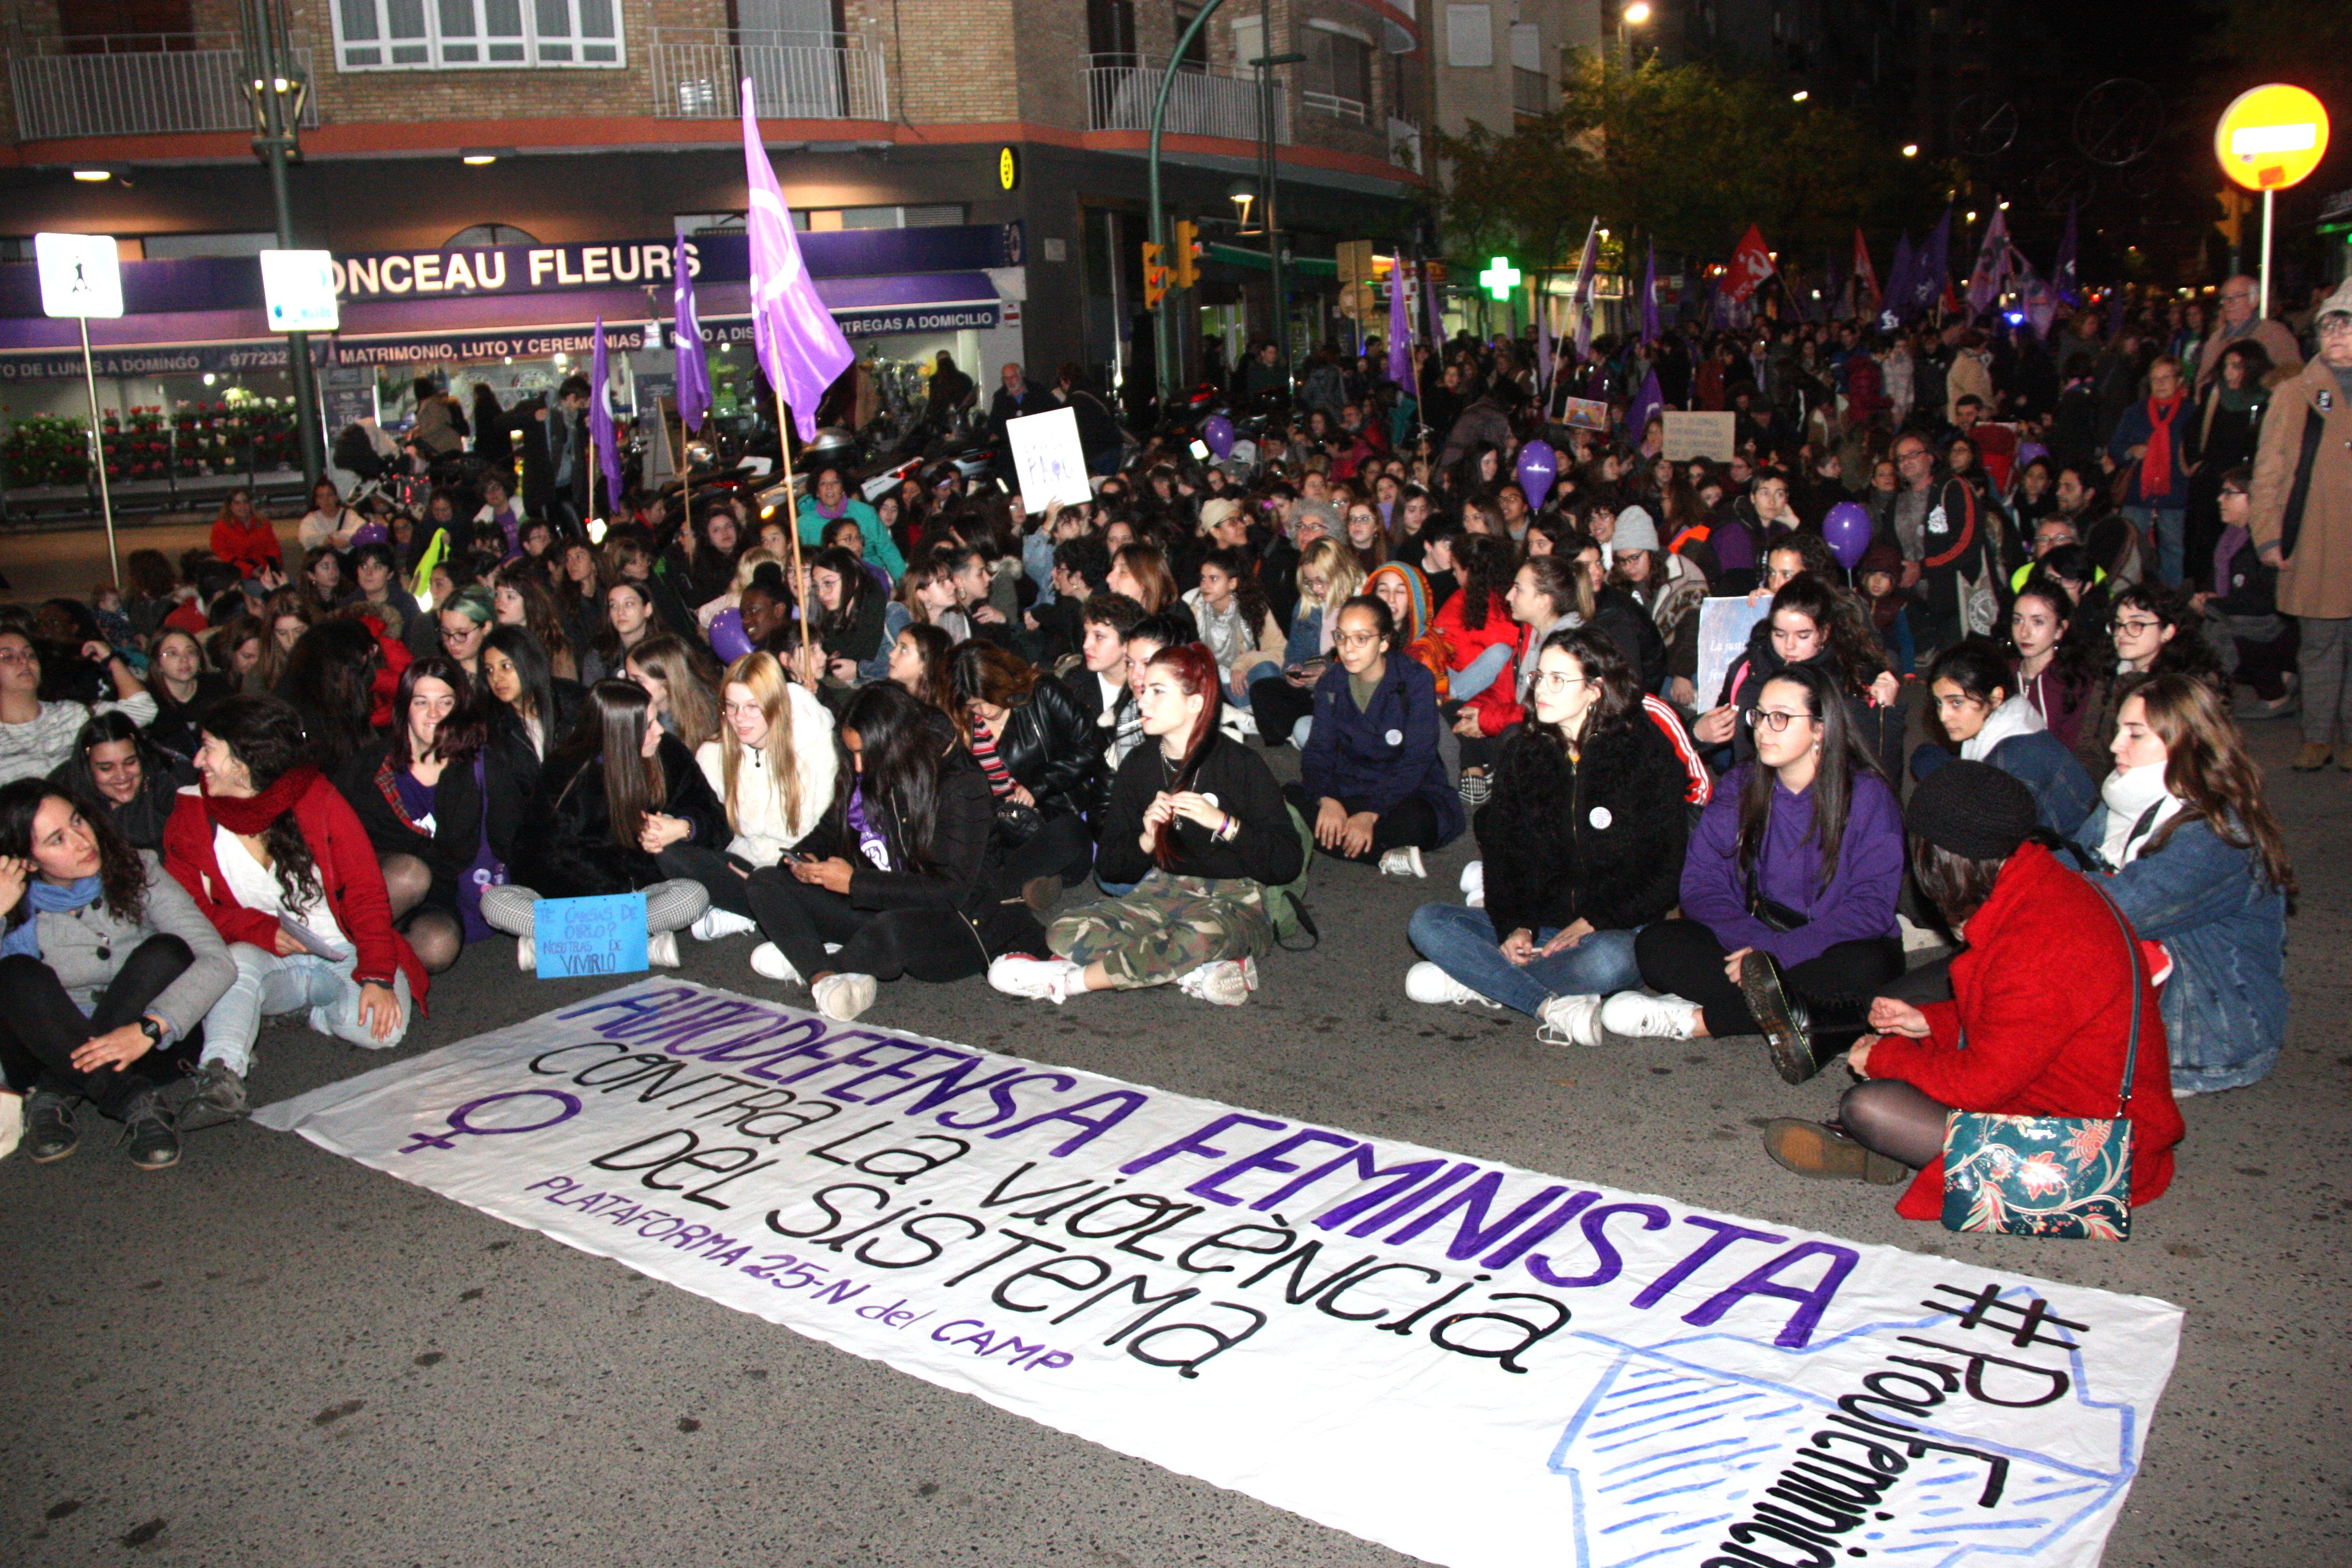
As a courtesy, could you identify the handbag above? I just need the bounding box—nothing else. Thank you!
[1743,793,1810,934]
[1940,884,2143,1240]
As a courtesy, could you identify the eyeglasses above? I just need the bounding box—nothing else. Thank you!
[1744,707,1815,733]
[0,649,36,667]
[2218,487,2247,499]
[2114,617,2163,636]
[1532,671,1594,694]
[2320,317,2352,339]
[1331,630,1383,649]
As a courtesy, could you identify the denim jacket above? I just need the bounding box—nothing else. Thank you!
[2081,809,2288,1093]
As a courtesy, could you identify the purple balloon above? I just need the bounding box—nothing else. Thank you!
[350,521,388,547]
[707,607,755,665]
[1822,502,1874,570]
[1516,439,1559,510]
[1202,414,1235,460]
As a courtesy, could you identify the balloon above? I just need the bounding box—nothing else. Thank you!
[1202,415,1235,460]
[350,521,388,547]
[1823,502,1874,570]
[707,607,755,665]
[1516,439,1559,510]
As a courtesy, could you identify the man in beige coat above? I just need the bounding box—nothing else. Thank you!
[2250,279,2352,770]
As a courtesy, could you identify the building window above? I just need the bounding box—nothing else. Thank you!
[331,0,623,70]
[1173,2,1210,69]
[1386,47,1425,124]
[1087,0,1136,66]
[1507,22,1544,114]
[1303,21,1371,121]
[1444,4,1491,67]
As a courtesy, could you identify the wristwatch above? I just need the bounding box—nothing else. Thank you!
[135,1016,165,1047]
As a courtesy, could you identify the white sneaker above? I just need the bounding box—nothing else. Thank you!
[1404,960,1501,1008]
[1598,990,1703,1040]
[1176,956,1257,1006]
[1460,860,1485,907]
[0,1089,23,1162]
[749,942,804,986]
[812,971,879,1022]
[515,935,536,972]
[1379,846,1427,879]
[691,907,759,941]
[1535,993,1606,1048]
[646,930,681,968]
[989,952,1085,1003]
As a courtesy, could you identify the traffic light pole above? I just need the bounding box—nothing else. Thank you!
[242,0,323,489]
[1146,0,1229,404]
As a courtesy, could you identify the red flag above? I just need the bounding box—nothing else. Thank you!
[1722,225,1776,304]
[1851,229,1880,311]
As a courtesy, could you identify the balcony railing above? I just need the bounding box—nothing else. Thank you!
[650,29,888,121]
[1300,89,1366,124]
[10,34,320,140]
[1083,56,1289,143]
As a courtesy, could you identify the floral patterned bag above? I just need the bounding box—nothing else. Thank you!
[1940,885,2142,1241]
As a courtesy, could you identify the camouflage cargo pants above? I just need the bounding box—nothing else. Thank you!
[1047,872,1276,989]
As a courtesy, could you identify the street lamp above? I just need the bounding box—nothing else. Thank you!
[1228,179,1261,237]
[1791,90,1809,103]
[1623,3,1651,23]
[1901,143,1919,157]
[238,0,323,488]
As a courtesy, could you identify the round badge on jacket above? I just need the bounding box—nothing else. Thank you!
[1588,806,1614,830]
[1385,728,1403,746]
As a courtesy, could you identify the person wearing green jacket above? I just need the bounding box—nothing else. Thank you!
[796,467,905,581]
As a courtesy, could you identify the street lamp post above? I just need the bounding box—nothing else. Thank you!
[240,0,323,488]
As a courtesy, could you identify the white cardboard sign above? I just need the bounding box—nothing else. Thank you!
[259,249,342,333]
[35,232,124,319]
[1005,404,1094,515]
[1663,409,1738,462]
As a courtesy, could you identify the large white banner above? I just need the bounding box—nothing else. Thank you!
[257,981,2182,1568]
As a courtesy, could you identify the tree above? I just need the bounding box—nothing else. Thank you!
[1433,50,1940,274]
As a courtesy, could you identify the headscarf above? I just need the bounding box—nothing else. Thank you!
[1365,561,1432,643]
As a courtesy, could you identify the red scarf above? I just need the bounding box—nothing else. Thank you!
[2140,393,2184,501]
[200,766,320,835]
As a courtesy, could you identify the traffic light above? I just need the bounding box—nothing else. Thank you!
[1172,221,1200,289]
[2214,188,2251,248]
[1143,241,1169,309]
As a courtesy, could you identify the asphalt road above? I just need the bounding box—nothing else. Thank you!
[1,558,2345,1565]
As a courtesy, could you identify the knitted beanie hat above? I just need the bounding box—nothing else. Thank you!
[1905,759,2038,860]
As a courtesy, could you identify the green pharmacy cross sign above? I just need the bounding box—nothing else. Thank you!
[1480,256,1522,300]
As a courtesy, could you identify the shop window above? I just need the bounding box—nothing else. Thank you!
[333,0,622,70]
[1302,21,1371,121]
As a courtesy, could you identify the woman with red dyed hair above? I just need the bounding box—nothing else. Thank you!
[989,643,1303,1006]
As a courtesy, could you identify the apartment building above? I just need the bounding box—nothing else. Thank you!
[0,0,1430,426]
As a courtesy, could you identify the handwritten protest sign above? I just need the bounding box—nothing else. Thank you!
[1694,594,1772,709]
[1005,405,1094,516]
[533,894,648,979]
[258,981,2182,1568]
[1664,409,1738,462]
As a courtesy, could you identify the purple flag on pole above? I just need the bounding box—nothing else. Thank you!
[1569,220,1600,361]
[1640,239,1660,346]
[589,316,625,516]
[673,233,712,435]
[1913,209,1952,319]
[1627,368,1663,446]
[1964,206,2010,316]
[1386,257,1413,390]
[1881,233,1915,328]
[742,78,853,441]
[2052,198,2079,306]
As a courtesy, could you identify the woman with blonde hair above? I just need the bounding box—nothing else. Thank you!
[1244,536,1366,748]
[672,651,840,940]
[623,633,722,755]
[2080,673,2293,1094]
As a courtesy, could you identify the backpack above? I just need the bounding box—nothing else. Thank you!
[1262,801,1321,950]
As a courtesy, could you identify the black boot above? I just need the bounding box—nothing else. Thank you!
[1740,952,1874,1085]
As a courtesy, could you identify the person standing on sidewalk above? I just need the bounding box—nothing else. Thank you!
[2248,280,2352,772]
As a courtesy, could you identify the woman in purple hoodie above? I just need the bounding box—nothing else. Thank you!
[1600,662,1905,1079]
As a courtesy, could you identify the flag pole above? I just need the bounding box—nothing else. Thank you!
[771,381,814,684]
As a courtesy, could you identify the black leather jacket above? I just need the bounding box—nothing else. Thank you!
[987,671,1104,821]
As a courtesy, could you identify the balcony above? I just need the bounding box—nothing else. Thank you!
[650,29,888,121]
[9,34,321,141]
[1083,56,1289,144]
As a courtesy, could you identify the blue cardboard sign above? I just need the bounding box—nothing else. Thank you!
[533,893,648,979]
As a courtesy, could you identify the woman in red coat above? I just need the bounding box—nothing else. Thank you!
[1762,760,2183,1221]
[208,488,282,581]
[164,695,426,1112]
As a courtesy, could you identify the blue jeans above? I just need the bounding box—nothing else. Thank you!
[205,943,413,1073]
[2125,505,2186,587]
[1407,902,1643,1016]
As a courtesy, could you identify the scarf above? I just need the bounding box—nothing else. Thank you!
[1365,562,1432,643]
[2,875,104,960]
[2213,524,2250,600]
[201,765,320,836]
[2099,760,2182,869]
[2139,393,2184,501]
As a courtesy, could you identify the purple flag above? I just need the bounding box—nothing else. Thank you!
[1569,220,1600,361]
[1913,208,1952,319]
[1386,257,1413,390]
[589,316,624,516]
[1881,233,1915,328]
[1640,240,1660,346]
[2052,198,2079,305]
[742,78,853,441]
[1627,368,1663,446]
[673,233,712,435]
[2013,249,2057,340]
[1964,206,2010,316]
